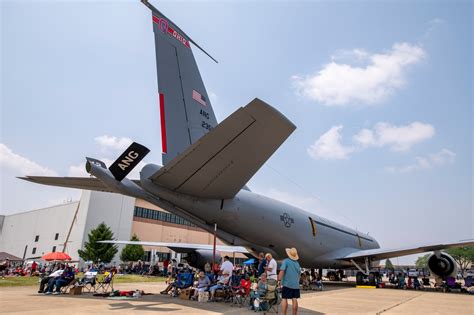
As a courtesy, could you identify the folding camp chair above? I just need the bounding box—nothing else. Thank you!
[60,279,77,294]
[254,280,280,313]
[78,271,98,293]
[95,271,115,293]
[173,272,194,297]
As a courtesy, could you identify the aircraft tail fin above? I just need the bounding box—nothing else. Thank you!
[142,0,219,165]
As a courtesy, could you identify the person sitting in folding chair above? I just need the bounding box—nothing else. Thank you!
[249,273,268,310]
[233,273,251,307]
[38,267,64,294]
[192,271,211,301]
[95,269,116,293]
[44,266,75,295]
[77,271,98,292]
[208,270,231,302]
[160,271,194,297]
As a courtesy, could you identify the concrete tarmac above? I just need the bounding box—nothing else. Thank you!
[0,282,472,314]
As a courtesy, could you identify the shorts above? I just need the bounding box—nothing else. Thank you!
[281,286,300,299]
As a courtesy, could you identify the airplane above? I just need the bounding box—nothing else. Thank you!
[21,0,473,279]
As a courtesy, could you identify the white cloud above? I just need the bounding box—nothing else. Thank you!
[387,149,455,173]
[307,126,354,160]
[353,122,435,151]
[67,162,89,177]
[309,122,434,160]
[94,135,133,152]
[424,18,445,39]
[292,42,425,106]
[208,92,218,105]
[0,143,57,176]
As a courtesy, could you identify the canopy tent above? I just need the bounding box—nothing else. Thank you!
[0,252,23,261]
[42,252,71,261]
[243,258,256,265]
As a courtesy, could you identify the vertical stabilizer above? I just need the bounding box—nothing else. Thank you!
[142,0,219,165]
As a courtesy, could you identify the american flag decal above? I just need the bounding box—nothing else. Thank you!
[192,90,207,106]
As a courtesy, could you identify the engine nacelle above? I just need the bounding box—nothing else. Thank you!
[186,249,220,270]
[427,252,457,278]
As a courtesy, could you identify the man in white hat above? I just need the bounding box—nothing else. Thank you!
[278,247,301,315]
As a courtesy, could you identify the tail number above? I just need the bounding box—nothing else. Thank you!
[202,121,213,131]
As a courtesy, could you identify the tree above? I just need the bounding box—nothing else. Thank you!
[445,246,474,276]
[415,253,430,269]
[120,234,145,262]
[78,222,118,264]
[385,259,394,271]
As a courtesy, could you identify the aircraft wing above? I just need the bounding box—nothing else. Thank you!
[338,239,474,261]
[99,240,249,254]
[18,176,141,193]
[148,98,296,199]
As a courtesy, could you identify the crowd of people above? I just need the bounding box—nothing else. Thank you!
[0,259,46,278]
[160,248,302,315]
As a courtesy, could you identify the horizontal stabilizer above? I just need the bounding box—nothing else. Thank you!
[19,176,141,193]
[339,239,474,261]
[99,240,248,254]
[149,98,296,199]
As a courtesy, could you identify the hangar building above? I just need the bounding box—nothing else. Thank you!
[0,190,235,266]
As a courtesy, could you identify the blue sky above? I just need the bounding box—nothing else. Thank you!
[1,0,472,264]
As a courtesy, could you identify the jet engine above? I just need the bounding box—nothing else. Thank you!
[185,249,220,269]
[427,252,457,278]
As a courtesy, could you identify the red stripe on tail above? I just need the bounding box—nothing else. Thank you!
[159,93,167,154]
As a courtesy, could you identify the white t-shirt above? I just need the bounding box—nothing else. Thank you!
[49,269,63,278]
[266,258,278,280]
[220,260,233,276]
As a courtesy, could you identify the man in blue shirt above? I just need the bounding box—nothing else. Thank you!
[278,247,301,315]
[257,252,266,276]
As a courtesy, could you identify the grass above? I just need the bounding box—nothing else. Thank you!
[0,277,39,287]
[114,274,167,284]
[0,274,166,287]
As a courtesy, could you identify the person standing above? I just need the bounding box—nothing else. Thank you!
[257,252,266,276]
[163,258,169,277]
[278,248,301,315]
[220,256,234,277]
[265,253,278,282]
[30,261,38,276]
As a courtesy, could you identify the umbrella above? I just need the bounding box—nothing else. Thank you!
[42,252,71,261]
[243,258,256,265]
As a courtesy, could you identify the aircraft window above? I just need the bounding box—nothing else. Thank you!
[309,217,317,237]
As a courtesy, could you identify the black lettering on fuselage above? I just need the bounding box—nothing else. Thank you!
[201,121,212,131]
[200,109,210,119]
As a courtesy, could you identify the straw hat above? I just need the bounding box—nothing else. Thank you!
[285,247,299,260]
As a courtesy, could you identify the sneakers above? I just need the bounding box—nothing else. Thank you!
[53,292,61,295]
[44,292,52,295]
[38,290,43,294]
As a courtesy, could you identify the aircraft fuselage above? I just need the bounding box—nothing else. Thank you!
[139,163,380,268]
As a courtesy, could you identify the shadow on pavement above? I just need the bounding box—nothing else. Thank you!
[37,291,325,314]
